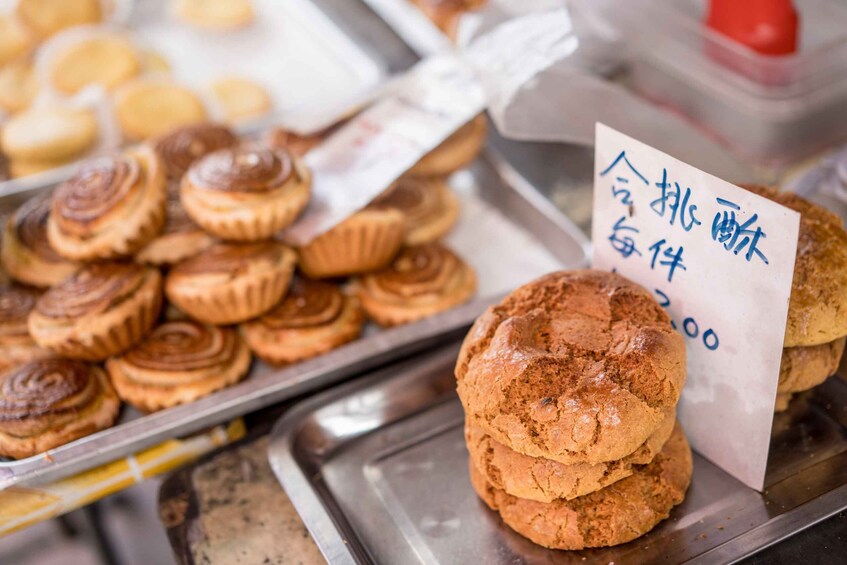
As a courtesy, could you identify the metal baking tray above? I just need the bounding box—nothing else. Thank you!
[268,343,847,564]
[0,144,588,489]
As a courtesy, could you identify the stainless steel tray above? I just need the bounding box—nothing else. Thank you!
[268,343,847,564]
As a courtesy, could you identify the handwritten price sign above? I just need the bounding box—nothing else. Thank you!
[592,124,800,490]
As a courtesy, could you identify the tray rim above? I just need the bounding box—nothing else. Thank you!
[266,343,847,565]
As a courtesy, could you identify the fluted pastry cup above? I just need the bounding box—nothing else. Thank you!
[356,242,476,326]
[1,192,79,288]
[241,277,365,365]
[107,320,251,412]
[371,176,459,245]
[28,263,163,360]
[0,359,120,459]
[181,145,311,241]
[47,146,168,261]
[0,285,52,373]
[166,241,297,325]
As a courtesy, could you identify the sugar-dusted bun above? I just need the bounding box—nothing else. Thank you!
[467,409,676,503]
[357,243,476,326]
[0,285,52,373]
[743,185,847,347]
[28,263,163,360]
[470,423,692,551]
[47,147,168,261]
[181,145,311,241]
[457,270,685,465]
[0,359,120,459]
[2,192,79,288]
[241,277,365,365]
[107,321,251,412]
[371,176,459,244]
[775,337,846,412]
[408,114,486,177]
[166,241,297,325]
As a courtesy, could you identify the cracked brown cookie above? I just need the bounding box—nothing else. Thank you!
[775,337,846,412]
[456,270,685,465]
[470,422,692,550]
[466,410,676,503]
[742,186,847,347]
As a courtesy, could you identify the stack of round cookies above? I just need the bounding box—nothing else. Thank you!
[742,186,847,412]
[456,270,692,550]
[0,118,483,459]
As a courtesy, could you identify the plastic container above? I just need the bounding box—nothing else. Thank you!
[581,0,847,167]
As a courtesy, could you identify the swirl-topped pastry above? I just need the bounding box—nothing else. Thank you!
[241,277,365,365]
[371,177,459,244]
[357,242,476,326]
[107,321,250,412]
[166,241,297,324]
[0,359,120,459]
[0,285,51,373]
[153,123,238,183]
[2,192,79,287]
[181,145,311,241]
[47,147,167,261]
[409,114,486,177]
[28,263,163,360]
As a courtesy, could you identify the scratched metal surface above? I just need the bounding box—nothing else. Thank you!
[267,344,847,565]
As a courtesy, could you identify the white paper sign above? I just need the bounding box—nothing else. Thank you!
[283,55,486,246]
[591,124,800,491]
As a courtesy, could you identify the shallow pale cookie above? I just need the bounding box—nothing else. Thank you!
[50,35,141,95]
[15,0,102,38]
[0,60,39,114]
[211,77,271,122]
[1,107,98,162]
[470,423,693,551]
[467,410,677,503]
[173,0,254,30]
[115,80,207,141]
[456,270,686,466]
[0,15,34,67]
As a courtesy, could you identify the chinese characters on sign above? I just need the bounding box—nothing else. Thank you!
[592,124,800,491]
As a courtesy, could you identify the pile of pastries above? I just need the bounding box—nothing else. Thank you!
[0,0,271,180]
[741,185,847,412]
[0,117,486,459]
[456,270,693,550]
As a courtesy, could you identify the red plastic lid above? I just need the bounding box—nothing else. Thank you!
[706,0,799,56]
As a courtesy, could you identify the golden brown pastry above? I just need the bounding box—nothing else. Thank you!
[371,176,459,244]
[165,241,297,325]
[28,263,163,361]
[47,147,167,261]
[264,126,329,157]
[411,0,486,37]
[49,35,141,95]
[470,423,692,551]
[456,270,685,465]
[467,410,676,503]
[743,185,847,347]
[2,192,79,288]
[409,114,486,177]
[152,123,239,184]
[15,0,102,38]
[357,242,476,326]
[0,285,51,373]
[241,277,365,365]
[0,359,120,459]
[297,209,406,279]
[210,77,272,122]
[173,0,255,31]
[106,321,251,412]
[181,145,311,241]
[115,79,207,141]
[775,337,846,411]
[0,15,33,67]
[135,188,215,265]
[0,59,38,114]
